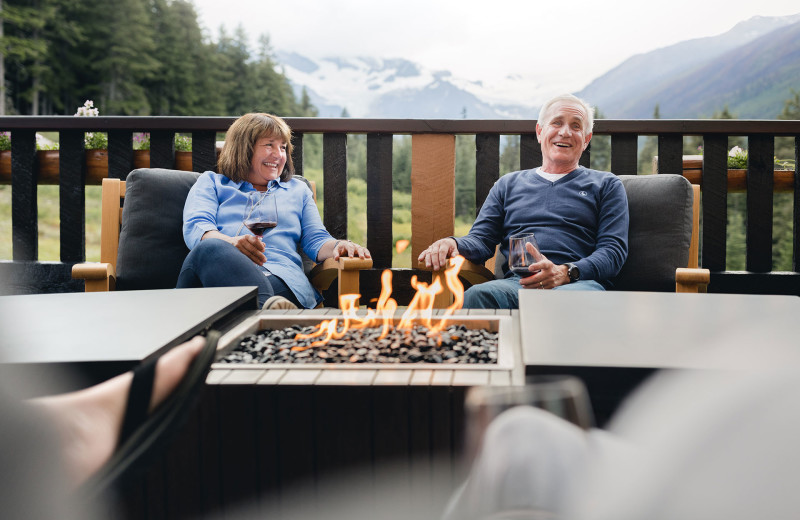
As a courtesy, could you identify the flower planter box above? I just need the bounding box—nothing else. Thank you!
[0,149,195,184]
[653,155,795,193]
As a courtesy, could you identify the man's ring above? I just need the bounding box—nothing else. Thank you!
[539,281,544,289]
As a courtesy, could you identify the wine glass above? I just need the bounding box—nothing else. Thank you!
[448,376,595,520]
[508,233,543,277]
[463,375,595,466]
[243,191,278,239]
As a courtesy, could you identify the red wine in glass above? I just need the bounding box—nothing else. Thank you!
[244,191,278,239]
[245,220,277,236]
[510,266,533,277]
[509,233,542,276]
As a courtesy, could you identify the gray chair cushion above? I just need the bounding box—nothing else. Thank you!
[611,174,693,292]
[116,168,200,290]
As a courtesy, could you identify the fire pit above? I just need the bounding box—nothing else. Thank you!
[212,314,515,372]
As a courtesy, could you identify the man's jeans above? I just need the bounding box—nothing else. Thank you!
[463,276,604,309]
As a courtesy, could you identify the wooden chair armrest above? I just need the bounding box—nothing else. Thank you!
[675,267,710,293]
[458,259,496,286]
[415,259,495,285]
[72,262,116,292]
[309,257,373,292]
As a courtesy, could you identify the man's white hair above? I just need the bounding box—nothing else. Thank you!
[537,94,595,133]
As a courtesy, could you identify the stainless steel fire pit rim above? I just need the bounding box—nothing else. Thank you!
[212,313,515,371]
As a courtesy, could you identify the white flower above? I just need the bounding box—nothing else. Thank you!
[75,100,99,117]
[728,146,744,157]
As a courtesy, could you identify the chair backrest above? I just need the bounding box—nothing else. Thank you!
[113,168,318,291]
[489,174,697,292]
[116,169,200,290]
[611,174,695,292]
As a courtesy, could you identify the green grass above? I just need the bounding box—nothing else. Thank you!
[0,175,478,266]
[0,184,102,261]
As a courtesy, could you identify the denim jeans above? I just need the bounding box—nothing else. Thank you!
[176,238,301,308]
[463,276,605,309]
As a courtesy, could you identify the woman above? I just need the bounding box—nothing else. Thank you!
[176,113,370,309]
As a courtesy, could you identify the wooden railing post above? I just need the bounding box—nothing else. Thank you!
[411,134,455,307]
[11,129,37,261]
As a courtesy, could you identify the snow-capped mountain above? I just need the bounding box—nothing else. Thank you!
[275,50,544,119]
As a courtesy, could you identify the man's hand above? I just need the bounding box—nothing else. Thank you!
[418,238,459,271]
[518,249,569,290]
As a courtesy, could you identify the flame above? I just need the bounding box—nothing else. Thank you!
[395,239,410,254]
[290,255,466,350]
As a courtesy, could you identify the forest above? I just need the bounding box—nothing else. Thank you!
[1,0,798,270]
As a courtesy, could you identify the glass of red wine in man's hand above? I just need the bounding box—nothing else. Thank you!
[244,191,278,239]
[508,232,543,277]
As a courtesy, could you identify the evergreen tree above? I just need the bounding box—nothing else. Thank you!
[590,107,610,172]
[455,135,476,218]
[638,105,659,174]
[144,0,214,115]
[499,135,520,174]
[90,0,159,114]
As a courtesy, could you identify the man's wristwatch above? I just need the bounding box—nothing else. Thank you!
[566,263,580,283]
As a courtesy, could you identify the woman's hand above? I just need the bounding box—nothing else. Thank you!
[318,239,371,262]
[202,230,265,265]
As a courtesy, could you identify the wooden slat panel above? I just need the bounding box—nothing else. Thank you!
[410,370,433,385]
[657,134,683,176]
[108,130,134,180]
[794,136,800,272]
[452,370,490,386]
[279,369,321,385]
[372,386,412,496]
[314,386,374,479]
[11,129,37,261]
[59,129,86,263]
[489,370,512,386]
[430,370,453,385]
[205,369,231,384]
[323,133,347,238]
[222,369,267,384]
[367,133,394,268]
[150,130,175,169]
[191,130,217,173]
[702,134,728,271]
[746,134,774,272]
[257,369,287,384]
[475,134,500,214]
[217,385,260,512]
[275,386,316,501]
[373,369,413,385]
[254,385,280,518]
[610,134,637,175]
[291,132,304,178]
[316,369,376,385]
[411,134,455,262]
[519,134,542,170]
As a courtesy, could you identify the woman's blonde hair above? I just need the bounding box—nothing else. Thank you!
[217,113,295,182]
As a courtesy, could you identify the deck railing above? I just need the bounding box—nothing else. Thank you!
[1,116,799,297]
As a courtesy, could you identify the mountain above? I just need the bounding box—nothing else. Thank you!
[275,51,542,119]
[276,13,800,120]
[577,14,800,118]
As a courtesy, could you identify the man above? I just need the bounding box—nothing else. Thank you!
[418,94,629,309]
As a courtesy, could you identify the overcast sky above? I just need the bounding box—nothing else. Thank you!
[191,0,800,93]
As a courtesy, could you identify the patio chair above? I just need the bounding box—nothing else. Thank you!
[71,168,371,306]
[430,174,710,303]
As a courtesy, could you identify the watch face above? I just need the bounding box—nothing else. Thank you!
[568,264,579,282]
